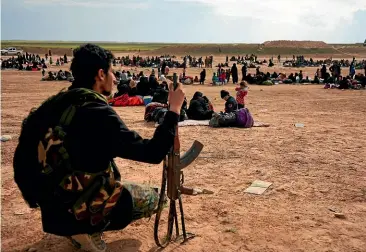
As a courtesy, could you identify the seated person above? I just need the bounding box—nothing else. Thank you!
[152,86,169,104]
[114,80,137,97]
[136,75,150,96]
[159,81,169,91]
[212,73,219,85]
[338,76,350,89]
[56,70,67,80]
[311,75,320,84]
[220,90,238,113]
[187,92,214,120]
[149,74,159,93]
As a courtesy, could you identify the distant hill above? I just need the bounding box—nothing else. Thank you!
[1,40,366,56]
[262,40,330,48]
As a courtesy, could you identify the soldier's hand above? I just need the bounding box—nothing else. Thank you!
[168,82,185,115]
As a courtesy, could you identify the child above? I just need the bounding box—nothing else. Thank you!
[220,70,226,85]
[235,81,249,109]
[212,72,219,85]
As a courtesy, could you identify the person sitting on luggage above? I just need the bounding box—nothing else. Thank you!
[220,90,238,113]
[187,91,214,120]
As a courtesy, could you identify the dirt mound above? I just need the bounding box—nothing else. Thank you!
[263,40,330,48]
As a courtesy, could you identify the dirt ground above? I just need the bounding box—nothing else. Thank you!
[1,54,366,252]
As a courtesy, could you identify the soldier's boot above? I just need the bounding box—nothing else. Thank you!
[69,232,107,252]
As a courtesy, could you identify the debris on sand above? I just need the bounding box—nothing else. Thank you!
[295,123,305,128]
[334,213,346,219]
[244,180,272,195]
[328,207,340,213]
[1,135,12,142]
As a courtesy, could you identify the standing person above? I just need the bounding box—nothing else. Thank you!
[241,63,247,81]
[161,61,167,76]
[220,90,238,113]
[321,64,327,79]
[349,63,356,79]
[231,63,238,84]
[13,44,186,252]
[199,69,206,85]
[226,69,231,83]
[220,70,226,85]
[235,81,249,109]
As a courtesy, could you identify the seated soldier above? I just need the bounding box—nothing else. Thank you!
[220,90,238,113]
[187,91,214,120]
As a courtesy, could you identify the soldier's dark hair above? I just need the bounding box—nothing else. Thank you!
[69,43,114,90]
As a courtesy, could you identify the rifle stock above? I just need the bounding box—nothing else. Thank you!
[153,74,213,248]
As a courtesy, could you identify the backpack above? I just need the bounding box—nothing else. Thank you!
[235,108,254,128]
[209,112,237,127]
[14,88,121,208]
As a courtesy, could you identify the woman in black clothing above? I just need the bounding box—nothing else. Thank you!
[231,63,238,84]
[199,69,206,85]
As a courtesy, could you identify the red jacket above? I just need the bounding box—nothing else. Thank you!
[235,87,248,105]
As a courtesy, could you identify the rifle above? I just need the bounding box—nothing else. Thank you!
[153,73,213,248]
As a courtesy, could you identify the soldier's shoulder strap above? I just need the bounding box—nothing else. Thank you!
[58,88,108,127]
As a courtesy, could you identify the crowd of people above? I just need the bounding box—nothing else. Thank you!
[1,52,69,70]
[110,66,251,128]
[2,48,365,90]
[207,59,366,87]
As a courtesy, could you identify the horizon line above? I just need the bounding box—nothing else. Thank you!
[1,40,363,45]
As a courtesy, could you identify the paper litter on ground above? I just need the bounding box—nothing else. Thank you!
[1,135,12,142]
[253,122,270,127]
[244,180,272,195]
[295,123,305,128]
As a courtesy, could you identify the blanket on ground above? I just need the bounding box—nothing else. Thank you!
[154,119,270,128]
[108,94,144,107]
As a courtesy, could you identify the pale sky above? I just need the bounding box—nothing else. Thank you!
[1,0,366,43]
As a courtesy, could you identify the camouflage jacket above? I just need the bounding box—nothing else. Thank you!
[15,88,124,233]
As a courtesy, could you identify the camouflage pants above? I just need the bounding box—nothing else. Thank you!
[122,181,161,221]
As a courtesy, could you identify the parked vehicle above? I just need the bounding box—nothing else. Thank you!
[1,47,23,55]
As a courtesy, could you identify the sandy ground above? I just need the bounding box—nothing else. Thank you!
[1,56,366,252]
